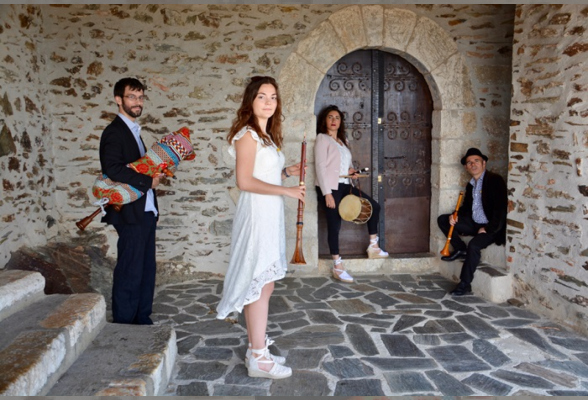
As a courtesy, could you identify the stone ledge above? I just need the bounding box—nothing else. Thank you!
[438,261,513,303]
[0,270,45,322]
[48,323,177,396]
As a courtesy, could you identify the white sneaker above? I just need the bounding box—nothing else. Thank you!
[247,346,292,379]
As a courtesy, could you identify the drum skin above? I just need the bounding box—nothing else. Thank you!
[339,194,373,224]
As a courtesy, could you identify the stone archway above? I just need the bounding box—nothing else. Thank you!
[279,5,475,274]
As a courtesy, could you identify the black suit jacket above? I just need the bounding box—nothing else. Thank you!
[458,170,507,245]
[99,115,158,225]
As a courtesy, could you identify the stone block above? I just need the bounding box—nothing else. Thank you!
[362,5,384,47]
[329,6,367,52]
[294,21,346,74]
[406,16,459,74]
[0,270,45,322]
[383,8,418,52]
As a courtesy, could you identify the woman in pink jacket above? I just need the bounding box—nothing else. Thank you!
[314,105,389,283]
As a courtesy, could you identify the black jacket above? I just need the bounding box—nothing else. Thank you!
[458,170,507,245]
[99,115,158,225]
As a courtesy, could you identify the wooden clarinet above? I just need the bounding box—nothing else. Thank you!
[440,191,464,257]
[290,134,307,265]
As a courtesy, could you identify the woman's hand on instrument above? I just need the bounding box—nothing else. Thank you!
[348,167,359,179]
[325,193,336,209]
[449,214,458,226]
[286,162,305,177]
[151,173,161,188]
[284,184,306,203]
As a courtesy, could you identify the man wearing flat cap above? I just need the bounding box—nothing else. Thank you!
[437,148,508,296]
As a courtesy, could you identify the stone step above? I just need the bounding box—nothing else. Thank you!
[0,292,106,395]
[0,270,45,322]
[439,261,513,303]
[48,323,177,396]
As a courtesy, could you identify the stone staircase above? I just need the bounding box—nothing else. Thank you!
[0,269,177,396]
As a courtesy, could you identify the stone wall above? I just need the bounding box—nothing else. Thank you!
[509,4,588,334]
[0,5,58,268]
[0,5,513,282]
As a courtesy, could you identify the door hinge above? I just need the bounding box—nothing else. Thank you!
[378,118,382,125]
[378,174,382,183]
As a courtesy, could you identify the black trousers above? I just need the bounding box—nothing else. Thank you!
[112,212,157,325]
[317,183,380,255]
[437,214,497,285]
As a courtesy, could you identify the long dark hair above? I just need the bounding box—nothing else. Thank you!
[227,76,283,149]
[316,105,348,148]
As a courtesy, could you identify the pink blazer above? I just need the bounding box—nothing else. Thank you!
[314,133,348,195]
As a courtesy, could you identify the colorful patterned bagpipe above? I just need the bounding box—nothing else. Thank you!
[76,127,196,231]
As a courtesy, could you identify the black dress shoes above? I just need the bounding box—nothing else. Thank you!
[450,282,472,296]
[441,249,467,262]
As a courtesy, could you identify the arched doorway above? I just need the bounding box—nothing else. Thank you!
[315,49,433,257]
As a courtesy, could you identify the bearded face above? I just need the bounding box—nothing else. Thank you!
[116,88,144,120]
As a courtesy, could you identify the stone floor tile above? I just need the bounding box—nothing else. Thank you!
[176,381,210,395]
[477,305,510,319]
[415,319,465,334]
[515,361,578,388]
[364,291,400,307]
[323,358,374,378]
[392,292,438,304]
[300,277,329,287]
[427,345,491,372]
[462,372,513,395]
[268,310,306,323]
[368,280,405,292]
[440,299,475,313]
[268,296,291,314]
[328,299,375,314]
[535,360,588,378]
[507,328,567,359]
[339,292,365,299]
[413,290,447,300]
[549,336,588,352]
[425,369,475,395]
[339,315,393,328]
[183,303,210,316]
[507,307,541,319]
[286,348,328,369]
[333,379,385,396]
[413,334,441,346]
[456,314,501,339]
[171,313,200,324]
[346,324,379,356]
[384,371,435,393]
[439,332,474,344]
[270,370,330,396]
[490,318,533,328]
[152,303,180,314]
[276,325,344,349]
[193,346,233,361]
[425,310,453,318]
[176,361,229,381]
[472,339,510,367]
[381,334,426,357]
[547,390,588,395]
[362,312,396,320]
[396,303,442,310]
[362,357,438,371]
[491,369,555,389]
[392,315,427,332]
[311,286,340,300]
[177,335,202,355]
[293,302,329,310]
[329,345,355,358]
[213,384,267,396]
[575,352,588,366]
[306,309,343,325]
[278,319,309,330]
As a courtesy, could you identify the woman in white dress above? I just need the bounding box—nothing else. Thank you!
[216,76,305,379]
[315,105,389,284]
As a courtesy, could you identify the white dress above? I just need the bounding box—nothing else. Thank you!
[216,127,287,319]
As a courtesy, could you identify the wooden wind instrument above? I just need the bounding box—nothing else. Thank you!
[290,134,307,265]
[440,191,465,257]
[76,204,122,231]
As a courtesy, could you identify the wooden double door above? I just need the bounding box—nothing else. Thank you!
[315,50,433,257]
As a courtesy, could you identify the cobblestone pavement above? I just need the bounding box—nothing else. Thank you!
[153,274,588,396]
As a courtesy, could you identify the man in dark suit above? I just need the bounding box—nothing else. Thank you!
[99,77,160,324]
[437,148,508,296]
